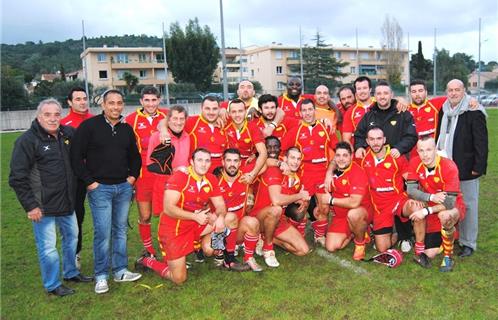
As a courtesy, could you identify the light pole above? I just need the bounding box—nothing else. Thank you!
[219,0,228,100]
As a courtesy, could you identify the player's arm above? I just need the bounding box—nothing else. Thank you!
[268,184,309,207]
[164,190,209,225]
[324,159,337,192]
[406,180,446,203]
[241,142,267,184]
[326,193,363,209]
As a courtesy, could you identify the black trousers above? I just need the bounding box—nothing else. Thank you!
[394,215,413,242]
[75,178,87,254]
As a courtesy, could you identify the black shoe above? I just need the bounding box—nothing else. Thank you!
[48,284,75,297]
[195,250,206,263]
[413,253,432,269]
[134,252,156,272]
[458,245,474,257]
[64,274,94,283]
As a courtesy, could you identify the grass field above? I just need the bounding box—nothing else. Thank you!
[1,110,497,320]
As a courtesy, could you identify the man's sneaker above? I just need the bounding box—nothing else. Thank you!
[413,252,432,269]
[75,253,81,270]
[439,256,455,272]
[255,239,264,256]
[314,236,326,248]
[195,250,206,263]
[400,240,413,253]
[364,231,371,245]
[95,279,109,294]
[214,251,224,267]
[114,270,142,282]
[134,252,155,272]
[245,257,263,272]
[263,250,280,268]
[352,245,366,261]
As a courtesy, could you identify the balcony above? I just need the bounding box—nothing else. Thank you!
[110,58,166,69]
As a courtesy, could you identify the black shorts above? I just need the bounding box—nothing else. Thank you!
[373,226,393,235]
[425,232,442,249]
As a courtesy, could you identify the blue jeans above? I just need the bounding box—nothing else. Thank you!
[87,182,133,281]
[32,213,79,291]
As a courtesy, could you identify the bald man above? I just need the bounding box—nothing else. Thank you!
[436,79,488,258]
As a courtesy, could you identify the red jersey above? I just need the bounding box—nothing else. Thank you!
[224,120,264,158]
[408,99,441,138]
[281,121,333,171]
[342,98,374,146]
[124,108,168,160]
[61,109,94,128]
[331,162,371,216]
[361,146,408,210]
[217,169,251,219]
[252,167,302,212]
[253,117,299,140]
[161,168,221,230]
[185,115,228,169]
[278,93,314,120]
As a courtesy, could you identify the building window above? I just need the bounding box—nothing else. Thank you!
[139,70,147,79]
[250,55,254,63]
[349,52,356,60]
[361,52,370,59]
[359,65,377,75]
[155,53,164,63]
[99,70,108,79]
[139,53,148,62]
[116,70,129,80]
[97,53,106,62]
[472,82,477,87]
[334,52,341,59]
[275,50,282,59]
[240,57,248,63]
[116,53,128,63]
[289,51,299,59]
[277,81,286,90]
[350,67,356,74]
[242,67,248,72]
[156,70,166,80]
[276,66,283,75]
[376,52,384,60]
[251,69,255,77]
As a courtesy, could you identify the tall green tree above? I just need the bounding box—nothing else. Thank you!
[410,41,432,82]
[122,72,139,94]
[166,18,220,91]
[1,65,30,110]
[290,32,348,92]
[433,49,471,92]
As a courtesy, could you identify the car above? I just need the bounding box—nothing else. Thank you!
[482,94,498,106]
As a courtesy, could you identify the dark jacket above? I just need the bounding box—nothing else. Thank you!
[436,109,488,181]
[354,100,418,155]
[9,120,75,216]
[70,114,141,186]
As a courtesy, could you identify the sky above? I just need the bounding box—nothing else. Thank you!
[1,0,497,63]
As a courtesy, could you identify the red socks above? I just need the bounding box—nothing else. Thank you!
[243,233,259,261]
[142,257,169,278]
[138,222,156,256]
[312,220,328,239]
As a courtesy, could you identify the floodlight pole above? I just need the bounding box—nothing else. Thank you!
[219,0,229,100]
[82,20,89,99]
[162,22,171,106]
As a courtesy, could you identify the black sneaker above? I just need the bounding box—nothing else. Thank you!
[413,252,432,269]
[195,249,206,263]
[134,251,155,272]
[214,251,224,267]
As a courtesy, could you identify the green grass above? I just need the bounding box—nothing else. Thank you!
[2,110,498,319]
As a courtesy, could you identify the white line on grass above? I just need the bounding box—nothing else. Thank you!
[316,248,369,275]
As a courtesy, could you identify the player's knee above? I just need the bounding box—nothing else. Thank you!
[269,206,282,219]
[171,272,187,285]
[295,243,310,256]
[347,210,363,225]
[244,216,260,232]
[225,213,238,228]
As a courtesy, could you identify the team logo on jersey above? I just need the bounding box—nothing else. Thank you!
[384,162,392,169]
[390,120,397,126]
[198,127,207,133]
[342,179,347,185]
[424,107,431,113]
[318,131,325,137]
[188,186,196,193]
[244,138,251,143]
[354,112,362,118]
[138,122,147,129]
[434,177,440,183]
[203,186,211,193]
[364,160,371,167]
[210,137,215,142]
[64,139,70,145]
[300,133,307,139]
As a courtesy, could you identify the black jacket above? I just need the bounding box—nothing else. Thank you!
[70,114,141,186]
[436,109,488,181]
[9,120,75,216]
[354,100,418,155]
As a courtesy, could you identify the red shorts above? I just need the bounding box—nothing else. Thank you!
[158,216,208,261]
[371,194,409,232]
[300,165,327,195]
[426,200,466,233]
[152,175,170,216]
[135,168,156,202]
[328,205,373,235]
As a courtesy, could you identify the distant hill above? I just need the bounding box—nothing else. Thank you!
[1,35,163,81]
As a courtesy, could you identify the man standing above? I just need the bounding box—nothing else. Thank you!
[278,77,314,120]
[314,85,341,139]
[124,86,168,262]
[61,87,94,269]
[436,79,488,257]
[254,94,299,140]
[138,148,227,284]
[336,85,356,134]
[10,98,92,296]
[71,90,142,294]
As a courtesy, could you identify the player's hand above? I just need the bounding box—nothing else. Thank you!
[246,108,260,121]
[194,208,210,225]
[468,97,479,110]
[324,172,333,193]
[395,98,409,113]
[87,182,100,191]
[409,209,427,222]
[431,192,446,204]
[245,154,257,164]
[391,148,401,158]
[240,172,255,184]
[471,170,479,176]
[262,125,275,137]
[27,207,43,222]
[299,190,310,201]
[215,115,227,129]
[280,162,291,175]
[219,108,229,123]
[295,199,307,213]
[355,147,366,159]
[126,176,136,186]
[320,118,333,132]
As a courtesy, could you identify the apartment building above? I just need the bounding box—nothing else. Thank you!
[215,44,409,95]
[81,46,173,92]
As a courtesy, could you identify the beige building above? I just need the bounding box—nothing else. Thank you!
[81,46,173,93]
[468,68,498,92]
[215,44,409,96]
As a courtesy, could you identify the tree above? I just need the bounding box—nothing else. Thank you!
[122,72,138,94]
[166,18,220,91]
[289,32,348,93]
[432,49,471,93]
[381,15,404,85]
[1,65,30,110]
[410,41,433,82]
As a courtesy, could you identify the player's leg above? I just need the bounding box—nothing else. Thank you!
[438,208,460,272]
[325,232,350,252]
[256,206,281,253]
[347,207,368,260]
[274,225,309,256]
[235,216,263,271]
[311,193,330,246]
[136,175,157,257]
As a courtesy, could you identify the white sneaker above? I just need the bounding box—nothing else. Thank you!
[75,253,81,270]
[400,240,412,253]
[95,279,109,294]
[315,236,326,247]
[255,239,264,256]
[263,250,280,268]
[246,257,263,272]
[114,270,142,282]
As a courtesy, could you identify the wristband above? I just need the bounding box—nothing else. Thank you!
[427,207,433,214]
[329,196,335,206]
[429,194,434,202]
[423,207,430,216]
[277,160,282,168]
